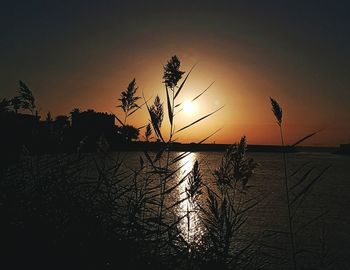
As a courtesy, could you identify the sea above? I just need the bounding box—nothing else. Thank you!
[7,150,349,268]
[117,150,350,268]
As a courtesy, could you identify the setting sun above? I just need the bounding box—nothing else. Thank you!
[183,100,196,114]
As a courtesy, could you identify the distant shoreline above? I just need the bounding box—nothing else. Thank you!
[114,142,338,153]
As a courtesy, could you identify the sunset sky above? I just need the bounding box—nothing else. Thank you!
[1,1,349,146]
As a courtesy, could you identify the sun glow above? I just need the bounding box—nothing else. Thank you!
[183,100,196,114]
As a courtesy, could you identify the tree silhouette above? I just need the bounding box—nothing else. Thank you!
[117,125,139,142]
[54,115,70,130]
[70,108,80,116]
[69,108,80,123]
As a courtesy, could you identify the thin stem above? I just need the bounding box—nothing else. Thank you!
[279,125,297,270]
[157,86,175,244]
[124,111,127,126]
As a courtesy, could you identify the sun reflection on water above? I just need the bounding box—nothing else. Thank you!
[177,152,204,245]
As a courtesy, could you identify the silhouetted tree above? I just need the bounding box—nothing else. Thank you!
[117,79,140,124]
[117,125,139,142]
[18,80,36,114]
[70,108,80,116]
[70,108,80,126]
[55,115,69,127]
[54,115,70,136]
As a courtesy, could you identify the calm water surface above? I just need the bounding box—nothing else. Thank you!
[118,151,350,266]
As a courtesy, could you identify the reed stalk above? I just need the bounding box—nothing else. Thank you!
[279,123,297,270]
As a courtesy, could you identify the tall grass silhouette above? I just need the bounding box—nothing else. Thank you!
[269,97,331,269]
[117,78,140,125]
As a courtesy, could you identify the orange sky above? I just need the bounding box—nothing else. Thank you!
[1,1,349,146]
[44,48,348,146]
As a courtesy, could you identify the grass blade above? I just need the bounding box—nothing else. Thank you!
[174,63,196,99]
[176,81,215,114]
[291,129,322,147]
[165,85,173,126]
[296,210,329,233]
[291,165,331,205]
[137,124,147,130]
[115,115,124,126]
[197,128,222,144]
[289,162,312,177]
[170,151,192,165]
[175,105,224,133]
[128,97,151,117]
[290,167,315,190]
[154,146,167,163]
[191,81,215,102]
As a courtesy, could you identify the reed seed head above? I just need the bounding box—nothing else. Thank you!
[270,97,282,126]
[118,79,140,113]
[163,55,185,89]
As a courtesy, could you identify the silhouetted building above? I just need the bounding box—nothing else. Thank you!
[0,108,143,155]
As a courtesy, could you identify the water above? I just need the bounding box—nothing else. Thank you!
[118,150,350,267]
[10,150,349,267]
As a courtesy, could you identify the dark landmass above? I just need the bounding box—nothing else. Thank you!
[114,141,339,154]
[0,110,344,171]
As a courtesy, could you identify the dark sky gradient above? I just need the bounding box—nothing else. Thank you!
[1,1,350,145]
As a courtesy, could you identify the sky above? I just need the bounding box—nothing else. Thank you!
[1,0,350,146]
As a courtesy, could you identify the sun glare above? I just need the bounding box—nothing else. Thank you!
[183,100,196,114]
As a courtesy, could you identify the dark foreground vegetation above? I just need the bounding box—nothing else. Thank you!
[0,56,335,269]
